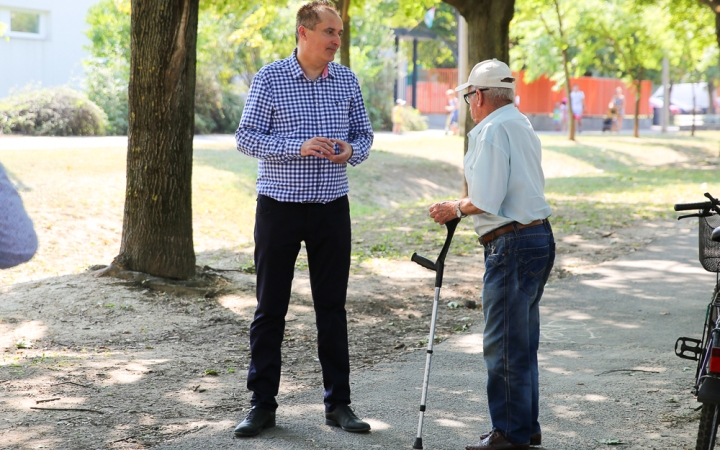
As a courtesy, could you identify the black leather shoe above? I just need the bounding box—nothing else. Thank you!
[234,407,276,437]
[325,404,371,432]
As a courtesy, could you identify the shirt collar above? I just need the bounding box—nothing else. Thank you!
[288,49,333,81]
[468,104,515,138]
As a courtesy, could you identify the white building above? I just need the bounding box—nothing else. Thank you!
[0,0,98,98]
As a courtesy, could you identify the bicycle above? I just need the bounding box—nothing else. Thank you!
[674,192,720,450]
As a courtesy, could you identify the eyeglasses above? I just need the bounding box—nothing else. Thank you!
[463,88,489,105]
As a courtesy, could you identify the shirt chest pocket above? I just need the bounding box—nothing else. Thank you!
[321,97,352,136]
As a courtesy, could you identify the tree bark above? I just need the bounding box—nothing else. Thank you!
[444,0,515,155]
[633,79,641,138]
[335,0,351,68]
[115,0,199,280]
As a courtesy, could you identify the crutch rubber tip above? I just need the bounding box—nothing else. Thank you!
[413,437,423,449]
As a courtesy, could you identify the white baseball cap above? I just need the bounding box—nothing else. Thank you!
[455,58,515,93]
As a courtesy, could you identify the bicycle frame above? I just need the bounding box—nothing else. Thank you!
[674,192,720,449]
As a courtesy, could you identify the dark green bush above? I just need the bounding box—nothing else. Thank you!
[194,69,245,134]
[0,87,107,136]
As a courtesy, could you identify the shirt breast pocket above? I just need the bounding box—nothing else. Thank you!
[271,101,304,135]
[324,97,352,137]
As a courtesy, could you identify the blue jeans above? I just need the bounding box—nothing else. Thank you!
[482,220,555,445]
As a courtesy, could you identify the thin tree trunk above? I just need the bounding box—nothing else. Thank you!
[552,0,575,141]
[692,82,697,137]
[115,0,199,280]
[335,0,351,68]
[633,79,640,138]
[708,77,715,115]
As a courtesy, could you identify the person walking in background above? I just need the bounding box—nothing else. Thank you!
[445,89,459,135]
[612,87,625,132]
[569,84,585,133]
[392,98,406,134]
[552,102,562,131]
[234,0,374,438]
[560,98,568,131]
[0,163,38,269]
[427,58,554,450]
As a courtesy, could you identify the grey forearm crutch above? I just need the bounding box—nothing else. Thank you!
[411,218,460,450]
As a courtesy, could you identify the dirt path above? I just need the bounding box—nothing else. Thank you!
[0,133,710,449]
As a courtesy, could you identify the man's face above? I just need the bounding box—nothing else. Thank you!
[299,10,343,65]
[467,88,481,123]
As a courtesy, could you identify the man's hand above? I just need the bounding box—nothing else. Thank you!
[328,138,352,164]
[429,200,458,225]
[300,137,335,159]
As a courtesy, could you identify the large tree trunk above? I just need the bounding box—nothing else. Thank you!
[335,0,351,68]
[114,0,199,280]
[444,0,515,156]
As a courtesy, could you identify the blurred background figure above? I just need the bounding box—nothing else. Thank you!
[570,84,585,132]
[611,87,625,132]
[552,102,562,131]
[0,164,38,269]
[392,98,406,134]
[444,89,459,135]
[603,101,618,133]
[560,98,568,131]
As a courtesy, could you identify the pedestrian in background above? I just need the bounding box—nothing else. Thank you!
[0,163,37,269]
[234,0,374,438]
[611,87,625,132]
[560,98,568,131]
[552,102,562,131]
[569,84,585,132]
[445,89,459,135]
[427,58,554,450]
[392,98,406,134]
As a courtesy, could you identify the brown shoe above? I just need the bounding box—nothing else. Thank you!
[466,430,529,450]
[479,430,540,446]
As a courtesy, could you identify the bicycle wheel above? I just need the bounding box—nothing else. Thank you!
[697,403,720,450]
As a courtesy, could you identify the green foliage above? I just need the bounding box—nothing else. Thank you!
[352,0,399,130]
[0,87,107,136]
[398,3,458,69]
[511,0,588,84]
[83,0,130,135]
[401,106,429,131]
[83,0,249,135]
[663,0,718,83]
[84,57,129,135]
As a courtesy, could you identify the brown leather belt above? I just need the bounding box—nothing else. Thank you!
[479,219,546,245]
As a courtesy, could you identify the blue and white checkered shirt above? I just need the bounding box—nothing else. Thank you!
[236,50,374,203]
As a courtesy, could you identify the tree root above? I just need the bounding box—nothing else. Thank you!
[90,263,230,297]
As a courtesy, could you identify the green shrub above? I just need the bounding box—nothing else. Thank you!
[0,87,107,136]
[194,68,245,134]
[84,57,129,135]
[401,106,428,132]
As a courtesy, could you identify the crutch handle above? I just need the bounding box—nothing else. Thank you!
[411,253,435,271]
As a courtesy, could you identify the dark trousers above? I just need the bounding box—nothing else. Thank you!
[247,194,352,412]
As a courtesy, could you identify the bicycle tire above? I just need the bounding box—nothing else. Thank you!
[697,403,720,450]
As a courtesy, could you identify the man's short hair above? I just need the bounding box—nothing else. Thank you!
[296,0,341,43]
[483,87,515,106]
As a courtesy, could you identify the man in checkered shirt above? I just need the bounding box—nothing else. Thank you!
[233,0,374,439]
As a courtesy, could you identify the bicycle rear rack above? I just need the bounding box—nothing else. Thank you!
[676,337,703,361]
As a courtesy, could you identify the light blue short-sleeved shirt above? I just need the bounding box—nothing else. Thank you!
[464,104,552,237]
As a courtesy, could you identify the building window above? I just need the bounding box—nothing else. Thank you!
[10,11,40,34]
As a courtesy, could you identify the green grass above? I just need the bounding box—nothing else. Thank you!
[0,130,719,279]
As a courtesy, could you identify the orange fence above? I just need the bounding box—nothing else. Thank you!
[407,69,652,117]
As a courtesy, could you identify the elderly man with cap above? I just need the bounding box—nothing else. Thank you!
[427,59,555,450]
